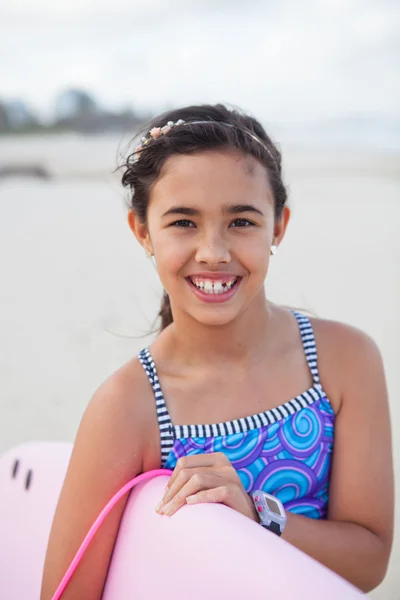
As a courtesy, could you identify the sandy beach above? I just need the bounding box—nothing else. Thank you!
[0,134,399,598]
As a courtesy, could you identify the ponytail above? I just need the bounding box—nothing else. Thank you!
[159,291,173,331]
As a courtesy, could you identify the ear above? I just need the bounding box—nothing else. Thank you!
[272,205,291,247]
[127,210,153,254]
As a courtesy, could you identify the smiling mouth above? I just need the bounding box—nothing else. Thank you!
[187,276,239,295]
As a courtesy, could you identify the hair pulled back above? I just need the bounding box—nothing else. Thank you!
[121,104,288,331]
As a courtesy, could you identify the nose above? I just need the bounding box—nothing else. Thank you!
[195,234,231,266]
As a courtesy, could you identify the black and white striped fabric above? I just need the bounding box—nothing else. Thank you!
[138,312,325,464]
[138,348,175,465]
[294,311,320,384]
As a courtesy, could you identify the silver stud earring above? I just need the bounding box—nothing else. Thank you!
[270,245,278,256]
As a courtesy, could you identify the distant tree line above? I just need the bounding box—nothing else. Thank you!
[0,88,151,135]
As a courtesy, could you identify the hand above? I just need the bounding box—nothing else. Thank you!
[156,452,259,521]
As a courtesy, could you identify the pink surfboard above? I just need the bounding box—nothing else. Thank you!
[0,442,364,599]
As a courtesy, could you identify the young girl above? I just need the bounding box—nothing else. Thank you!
[41,104,394,599]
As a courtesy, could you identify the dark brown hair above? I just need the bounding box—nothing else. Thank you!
[121,103,288,331]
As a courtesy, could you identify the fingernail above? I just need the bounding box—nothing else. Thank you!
[155,502,163,513]
[162,502,174,516]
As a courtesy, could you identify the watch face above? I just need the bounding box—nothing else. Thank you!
[264,495,282,516]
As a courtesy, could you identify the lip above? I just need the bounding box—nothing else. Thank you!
[186,275,242,304]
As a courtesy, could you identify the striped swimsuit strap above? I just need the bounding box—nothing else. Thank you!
[138,348,175,464]
[138,311,321,464]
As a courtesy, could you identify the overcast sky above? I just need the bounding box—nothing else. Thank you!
[1,0,399,122]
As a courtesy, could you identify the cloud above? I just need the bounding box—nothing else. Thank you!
[1,0,399,121]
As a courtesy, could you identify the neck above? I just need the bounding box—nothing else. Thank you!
[165,292,272,366]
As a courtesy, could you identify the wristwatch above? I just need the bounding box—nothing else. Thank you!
[250,490,287,536]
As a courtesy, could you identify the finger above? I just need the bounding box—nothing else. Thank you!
[186,485,258,521]
[160,473,222,516]
[186,485,234,506]
[165,453,230,491]
[161,463,234,506]
[161,467,211,506]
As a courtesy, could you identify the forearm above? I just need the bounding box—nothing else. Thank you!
[282,512,388,592]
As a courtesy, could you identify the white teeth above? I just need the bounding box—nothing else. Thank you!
[190,278,237,294]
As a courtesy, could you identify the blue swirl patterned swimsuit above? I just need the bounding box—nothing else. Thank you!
[139,312,335,519]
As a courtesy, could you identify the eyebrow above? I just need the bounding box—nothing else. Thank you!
[161,204,264,218]
[228,204,264,216]
[162,207,199,217]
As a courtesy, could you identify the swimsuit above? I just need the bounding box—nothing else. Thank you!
[139,312,335,519]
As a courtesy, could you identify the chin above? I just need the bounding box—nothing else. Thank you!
[187,306,242,328]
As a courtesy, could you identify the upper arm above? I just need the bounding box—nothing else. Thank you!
[40,363,152,600]
[322,323,394,558]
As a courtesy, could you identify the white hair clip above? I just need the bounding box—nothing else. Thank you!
[133,119,185,161]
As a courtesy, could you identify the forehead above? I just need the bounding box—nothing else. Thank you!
[149,149,273,209]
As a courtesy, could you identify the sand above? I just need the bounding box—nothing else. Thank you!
[0,134,399,599]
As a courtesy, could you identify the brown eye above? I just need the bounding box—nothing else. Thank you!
[230,218,255,228]
[170,220,195,228]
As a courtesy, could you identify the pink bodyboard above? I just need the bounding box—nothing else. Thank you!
[0,442,364,599]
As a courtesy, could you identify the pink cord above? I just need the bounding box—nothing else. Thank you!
[51,468,173,600]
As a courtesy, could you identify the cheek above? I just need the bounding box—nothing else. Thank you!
[235,235,270,272]
[152,233,190,277]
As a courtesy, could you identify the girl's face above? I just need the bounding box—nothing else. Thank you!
[129,149,290,327]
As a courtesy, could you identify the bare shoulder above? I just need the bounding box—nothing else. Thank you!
[86,357,153,431]
[309,316,385,412]
[81,356,160,469]
[310,316,382,359]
